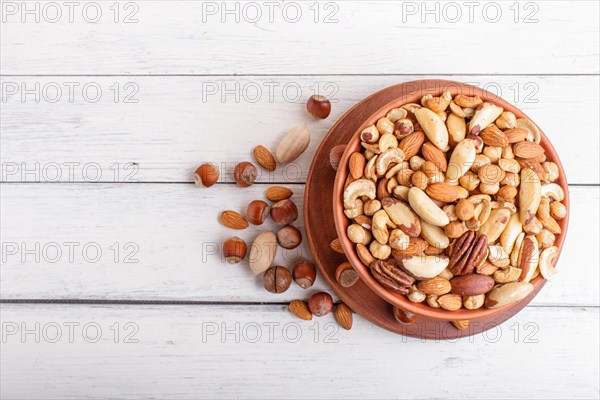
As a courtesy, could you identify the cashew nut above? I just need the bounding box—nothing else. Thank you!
[538,246,559,280]
[516,118,541,144]
[376,148,405,176]
[364,155,378,181]
[454,94,483,108]
[541,183,565,202]
[343,179,376,212]
[379,133,399,152]
[493,267,522,283]
[389,229,410,250]
[424,91,452,113]
[386,108,408,123]
[372,210,391,245]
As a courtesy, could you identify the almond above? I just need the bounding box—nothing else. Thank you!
[392,237,429,256]
[253,145,276,171]
[437,293,463,311]
[452,320,470,330]
[349,152,366,179]
[426,182,461,202]
[422,142,448,171]
[334,303,353,330]
[513,141,545,159]
[289,300,312,321]
[479,125,509,147]
[399,131,425,159]
[265,186,293,202]
[219,210,249,230]
[330,238,345,254]
[504,128,529,143]
[417,277,451,295]
[450,274,495,296]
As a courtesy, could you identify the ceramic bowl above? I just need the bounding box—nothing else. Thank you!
[333,81,570,321]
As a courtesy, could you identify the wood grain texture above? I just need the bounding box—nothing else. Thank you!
[1,75,598,184]
[1,1,598,75]
[1,184,597,306]
[1,304,598,399]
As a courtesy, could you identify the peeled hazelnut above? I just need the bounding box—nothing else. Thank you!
[308,292,334,317]
[335,262,360,288]
[246,200,269,225]
[292,260,316,289]
[394,119,414,138]
[263,266,292,294]
[445,221,466,239]
[455,199,475,220]
[270,199,298,225]
[234,162,257,187]
[306,95,331,119]
[276,225,302,249]
[194,163,220,188]
[222,237,247,264]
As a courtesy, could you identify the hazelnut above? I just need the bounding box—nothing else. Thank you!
[263,266,292,294]
[308,292,334,317]
[421,161,438,177]
[412,171,429,190]
[246,200,269,225]
[455,199,475,221]
[394,118,414,138]
[270,199,298,225]
[335,262,360,288]
[445,221,466,239]
[234,162,257,187]
[222,237,247,264]
[276,225,302,249]
[194,163,219,188]
[306,95,331,119]
[292,260,316,289]
[393,307,417,324]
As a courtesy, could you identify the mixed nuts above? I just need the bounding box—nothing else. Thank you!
[197,96,352,330]
[342,92,565,312]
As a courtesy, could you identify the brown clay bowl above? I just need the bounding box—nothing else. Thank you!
[333,80,570,321]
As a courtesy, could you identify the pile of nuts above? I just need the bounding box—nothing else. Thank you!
[196,95,353,330]
[342,91,565,316]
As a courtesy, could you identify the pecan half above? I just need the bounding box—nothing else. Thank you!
[448,231,488,275]
[370,260,415,295]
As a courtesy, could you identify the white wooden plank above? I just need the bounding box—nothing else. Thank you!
[1,1,598,75]
[1,303,598,399]
[1,75,598,184]
[1,183,597,306]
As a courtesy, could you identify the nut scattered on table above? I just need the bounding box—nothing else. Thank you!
[246,200,270,225]
[263,266,292,294]
[219,210,249,230]
[292,260,317,289]
[334,303,353,330]
[253,145,277,172]
[306,95,332,119]
[308,292,334,317]
[289,300,313,321]
[233,162,257,187]
[270,199,299,225]
[194,163,220,188]
[223,237,247,264]
[342,91,566,312]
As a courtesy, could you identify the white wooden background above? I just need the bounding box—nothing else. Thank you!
[1,1,599,399]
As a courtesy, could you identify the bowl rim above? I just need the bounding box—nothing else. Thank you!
[332,80,570,321]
